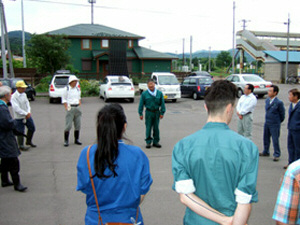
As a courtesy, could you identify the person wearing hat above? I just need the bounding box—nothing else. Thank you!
[11,80,36,151]
[0,85,27,192]
[61,75,82,147]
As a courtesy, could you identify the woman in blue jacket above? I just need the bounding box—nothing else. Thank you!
[77,103,153,225]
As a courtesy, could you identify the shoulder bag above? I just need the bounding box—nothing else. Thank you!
[86,145,140,225]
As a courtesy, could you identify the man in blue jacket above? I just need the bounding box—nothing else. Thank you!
[285,88,300,169]
[259,85,285,161]
[0,86,27,192]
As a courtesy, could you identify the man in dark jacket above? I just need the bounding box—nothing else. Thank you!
[285,88,300,169]
[259,85,285,161]
[0,86,27,192]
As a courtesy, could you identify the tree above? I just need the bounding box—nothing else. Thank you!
[216,51,232,68]
[26,34,71,74]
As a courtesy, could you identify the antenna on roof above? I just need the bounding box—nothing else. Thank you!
[88,0,96,24]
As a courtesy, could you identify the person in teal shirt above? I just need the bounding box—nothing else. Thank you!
[138,79,166,148]
[172,80,259,225]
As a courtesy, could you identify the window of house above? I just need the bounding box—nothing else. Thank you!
[128,40,133,48]
[101,39,109,48]
[82,59,92,71]
[82,39,91,50]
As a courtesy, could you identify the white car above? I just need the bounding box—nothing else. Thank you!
[225,74,272,98]
[99,75,135,102]
[49,74,80,103]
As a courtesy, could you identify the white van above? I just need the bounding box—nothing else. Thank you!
[139,72,181,102]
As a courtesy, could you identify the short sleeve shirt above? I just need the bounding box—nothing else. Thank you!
[172,122,259,225]
[273,159,300,224]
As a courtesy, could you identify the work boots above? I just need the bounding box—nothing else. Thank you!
[64,131,69,147]
[74,130,82,145]
[17,136,30,151]
[26,130,37,147]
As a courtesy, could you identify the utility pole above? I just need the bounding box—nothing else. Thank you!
[88,0,96,24]
[190,35,192,71]
[21,0,26,67]
[182,38,185,66]
[0,0,14,78]
[208,46,211,72]
[284,14,290,84]
[232,1,235,74]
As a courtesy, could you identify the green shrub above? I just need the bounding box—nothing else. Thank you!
[35,75,52,92]
[80,79,99,97]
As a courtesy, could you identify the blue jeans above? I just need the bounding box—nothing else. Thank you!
[15,117,36,134]
[263,123,281,157]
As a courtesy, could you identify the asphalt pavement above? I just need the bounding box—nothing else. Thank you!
[0,83,299,225]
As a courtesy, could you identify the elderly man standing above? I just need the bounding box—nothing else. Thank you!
[11,80,36,150]
[62,75,82,147]
[259,85,285,162]
[0,86,27,192]
[236,83,257,140]
[138,79,165,149]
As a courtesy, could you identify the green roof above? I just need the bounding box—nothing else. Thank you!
[133,46,178,59]
[47,24,144,39]
[264,51,300,63]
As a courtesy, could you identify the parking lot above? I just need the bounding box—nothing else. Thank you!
[0,83,298,225]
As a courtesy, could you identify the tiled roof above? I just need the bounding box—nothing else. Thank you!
[264,51,300,63]
[47,24,144,39]
[133,46,178,59]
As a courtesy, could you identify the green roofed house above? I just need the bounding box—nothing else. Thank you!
[47,24,177,78]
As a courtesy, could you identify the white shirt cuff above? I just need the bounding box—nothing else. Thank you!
[175,179,196,194]
[235,188,252,204]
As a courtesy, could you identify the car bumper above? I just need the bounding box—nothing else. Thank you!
[106,91,135,99]
[163,91,181,100]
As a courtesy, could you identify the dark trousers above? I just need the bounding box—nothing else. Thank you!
[263,124,281,157]
[1,157,20,186]
[288,130,300,164]
[145,110,160,144]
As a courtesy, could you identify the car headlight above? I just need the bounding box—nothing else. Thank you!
[176,87,180,91]
[158,87,166,92]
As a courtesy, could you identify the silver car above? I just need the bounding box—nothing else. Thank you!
[225,74,272,98]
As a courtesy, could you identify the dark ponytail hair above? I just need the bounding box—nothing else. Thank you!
[94,103,127,178]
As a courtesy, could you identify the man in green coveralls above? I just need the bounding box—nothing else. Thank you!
[138,79,166,149]
[172,80,259,225]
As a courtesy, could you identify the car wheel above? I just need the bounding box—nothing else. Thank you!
[172,99,177,103]
[49,98,54,103]
[193,92,199,100]
[237,89,243,98]
[30,95,35,101]
[129,98,134,103]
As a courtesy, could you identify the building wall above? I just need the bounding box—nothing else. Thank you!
[143,60,172,73]
[264,62,299,83]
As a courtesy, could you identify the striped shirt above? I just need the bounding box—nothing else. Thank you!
[273,159,300,224]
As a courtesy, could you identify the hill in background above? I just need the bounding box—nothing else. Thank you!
[1,30,32,56]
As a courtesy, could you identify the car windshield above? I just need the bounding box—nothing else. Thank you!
[199,77,213,84]
[0,80,10,86]
[54,76,70,85]
[242,75,264,82]
[158,75,179,85]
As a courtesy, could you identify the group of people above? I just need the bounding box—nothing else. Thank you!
[1,76,300,224]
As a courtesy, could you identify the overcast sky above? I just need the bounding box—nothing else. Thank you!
[4,0,300,53]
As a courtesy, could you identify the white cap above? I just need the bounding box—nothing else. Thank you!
[68,75,79,84]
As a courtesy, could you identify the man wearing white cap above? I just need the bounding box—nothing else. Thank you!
[11,80,36,151]
[61,75,82,147]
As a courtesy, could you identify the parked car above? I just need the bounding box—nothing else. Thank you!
[0,78,36,101]
[99,75,135,103]
[138,72,181,102]
[181,76,213,100]
[225,74,272,98]
[188,71,214,80]
[49,74,80,103]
